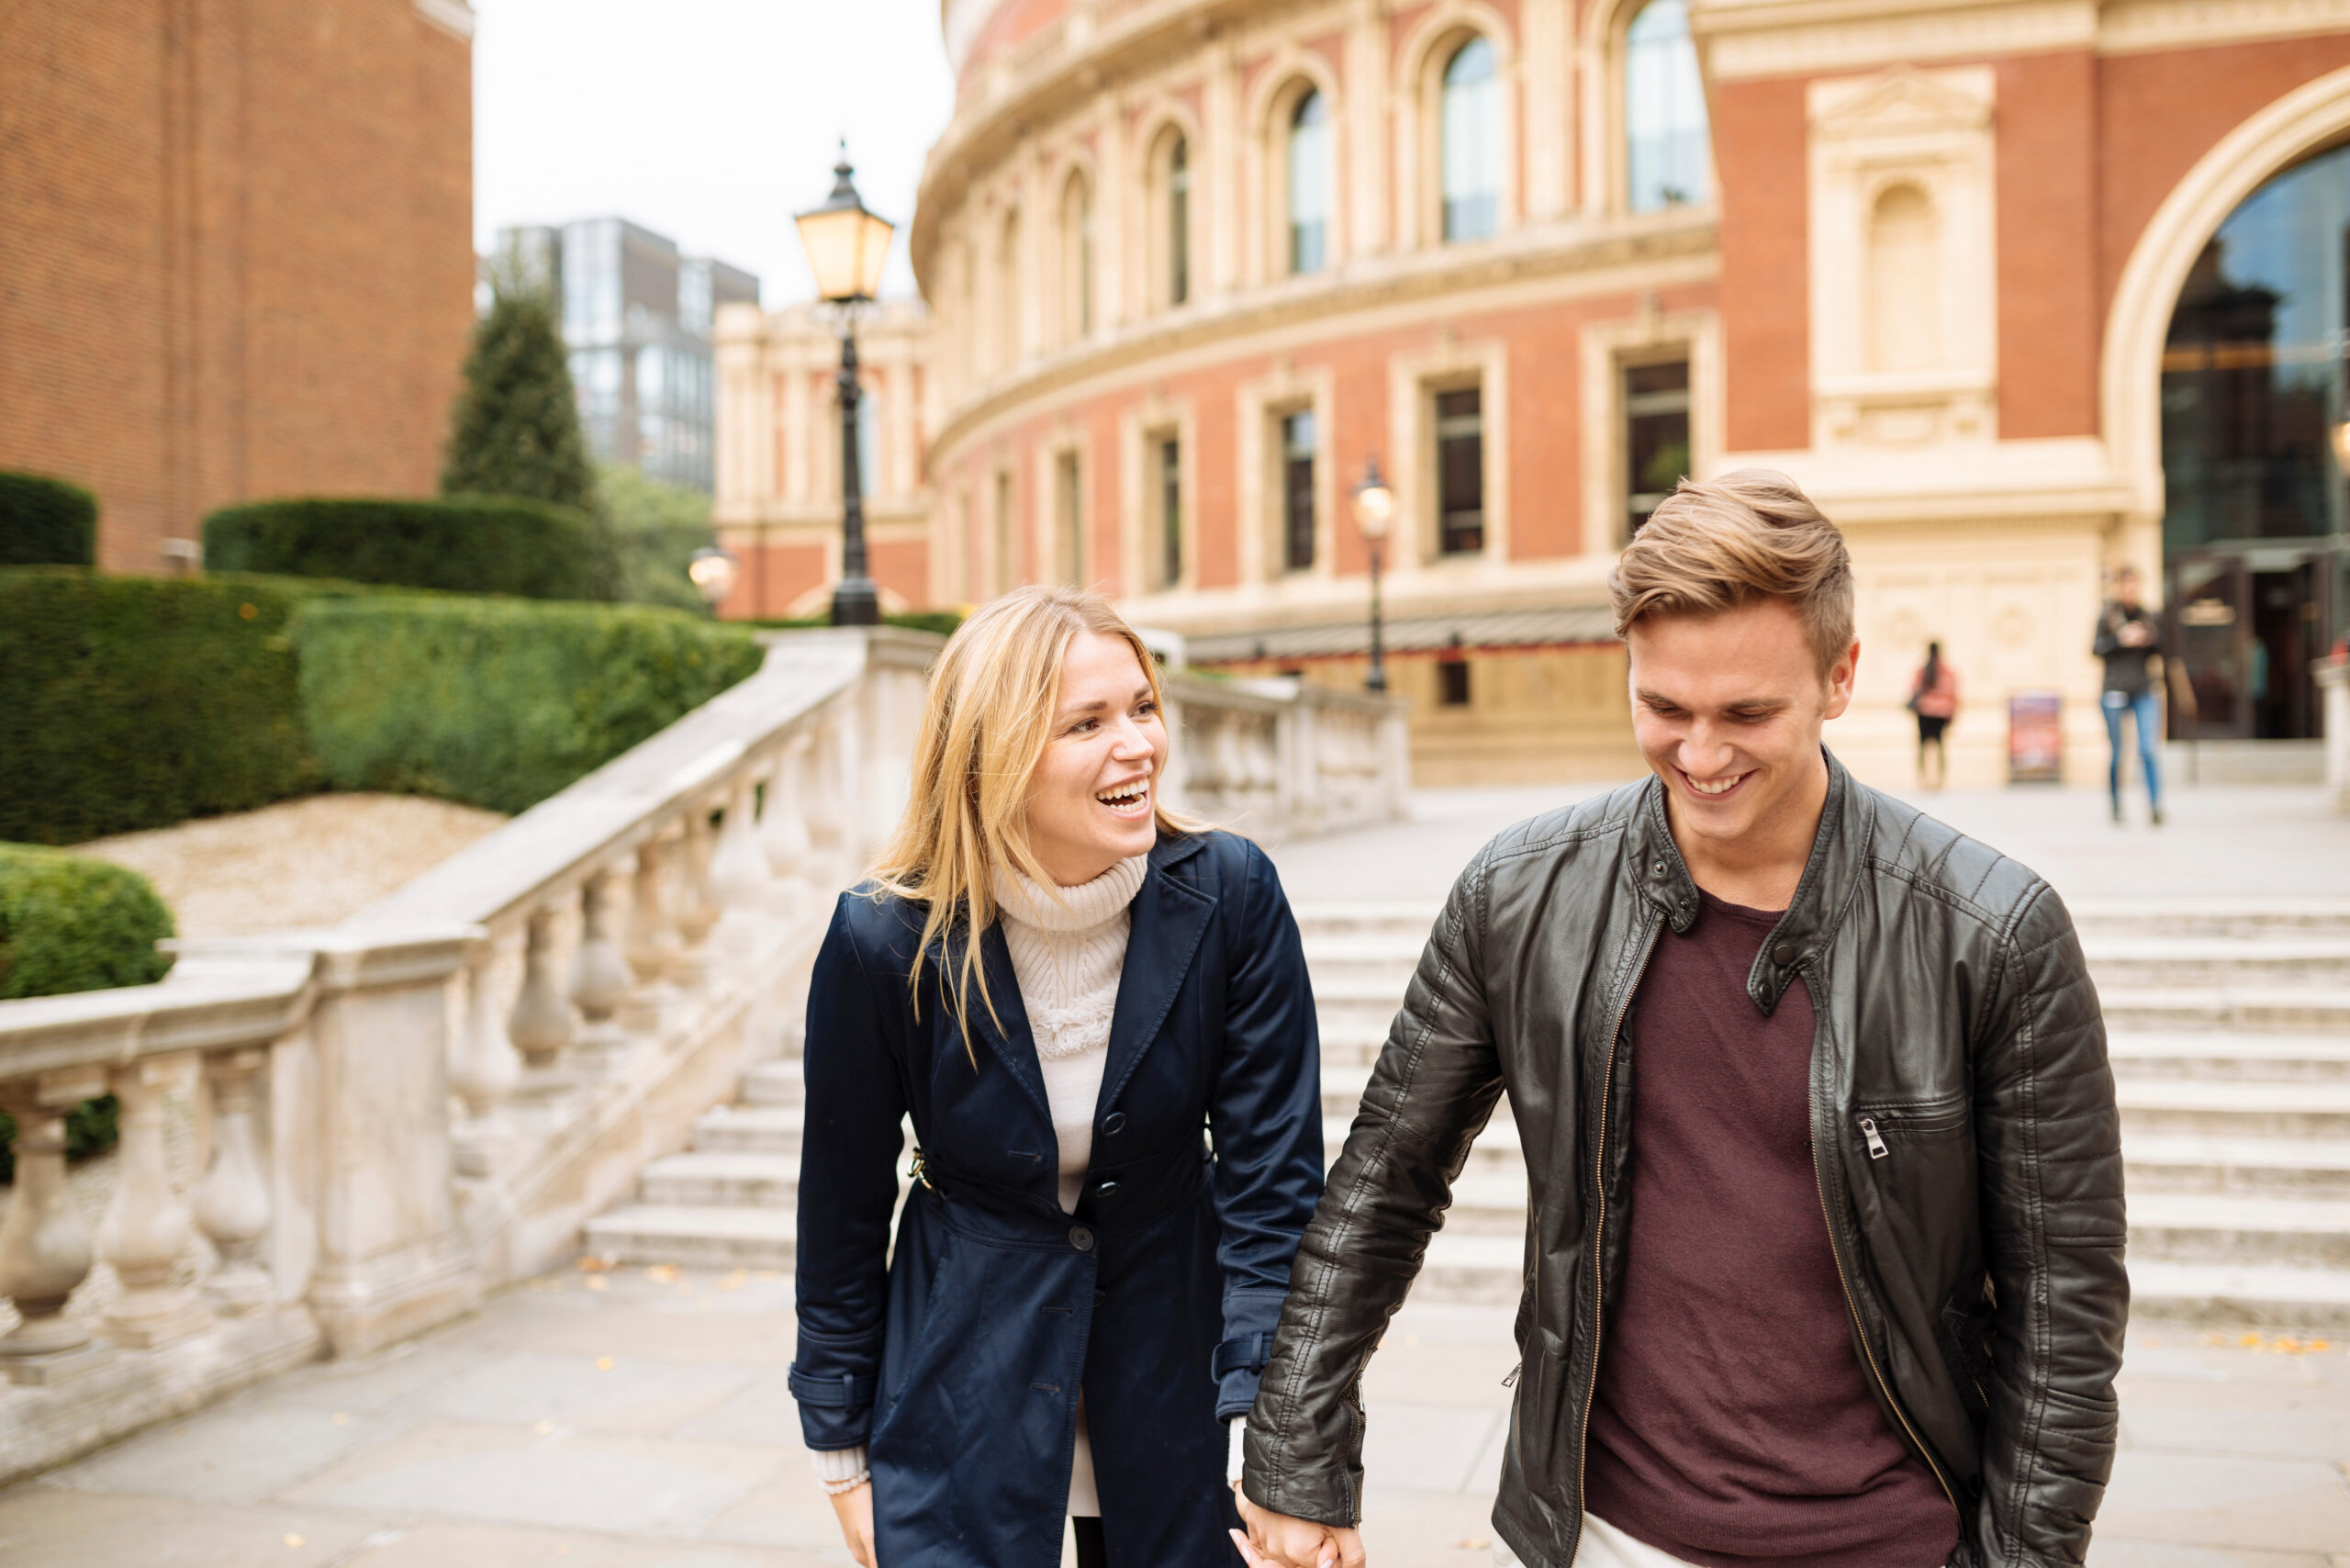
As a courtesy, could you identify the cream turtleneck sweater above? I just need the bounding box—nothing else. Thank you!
[810,853,1148,1516]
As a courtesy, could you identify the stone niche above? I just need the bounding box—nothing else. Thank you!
[1807,65,1999,454]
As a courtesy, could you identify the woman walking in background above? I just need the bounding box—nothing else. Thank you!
[791,587,1325,1568]
[1909,640,1960,790]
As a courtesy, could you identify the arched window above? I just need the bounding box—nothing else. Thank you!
[1441,37,1500,242]
[1060,172,1094,343]
[1288,89,1331,275]
[1168,135,1192,307]
[1625,0,1710,212]
[1868,184,1939,373]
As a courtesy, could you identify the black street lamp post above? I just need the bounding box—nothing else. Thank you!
[1354,458,1395,694]
[795,144,896,627]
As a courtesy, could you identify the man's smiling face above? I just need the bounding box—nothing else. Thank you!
[1626,596,1857,857]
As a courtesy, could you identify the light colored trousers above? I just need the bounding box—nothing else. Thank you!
[1493,1514,1701,1567]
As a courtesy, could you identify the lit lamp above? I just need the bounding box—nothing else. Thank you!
[1353,458,1395,694]
[688,545,741,612]
[2332,418,2350,476]
[794,141,896,627]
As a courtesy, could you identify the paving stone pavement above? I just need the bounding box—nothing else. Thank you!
[8,780,2349,1566]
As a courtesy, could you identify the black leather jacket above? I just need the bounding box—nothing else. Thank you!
[1245,755,2126,1568]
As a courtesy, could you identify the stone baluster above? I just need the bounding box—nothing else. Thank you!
[669,807,722,990]
[0,1070,106,1381]
[448,945,520,1173]
[192,1047,274,1314]
[568,868,634,1072]
[621,837,680,1036]
[710,773,777,947]
[95,1058,208,1349]
[508,902,577,1093]
[762,739,817,914]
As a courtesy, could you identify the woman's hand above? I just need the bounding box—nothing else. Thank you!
[828,1482,878,1566]
[1232,1486,1366,1568]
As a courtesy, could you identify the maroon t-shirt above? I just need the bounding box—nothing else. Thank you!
[1582,890,1958,1568]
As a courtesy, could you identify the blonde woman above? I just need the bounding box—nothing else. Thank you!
[791,587,1325,1568]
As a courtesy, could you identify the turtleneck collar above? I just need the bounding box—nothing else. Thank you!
[992,853,1148,935]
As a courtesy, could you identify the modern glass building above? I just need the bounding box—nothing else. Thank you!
[495,218,758,494]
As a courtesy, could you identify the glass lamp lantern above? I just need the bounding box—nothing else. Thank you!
[795,149,895,304]
[688,546,741,610]
[1353,458,1395,541]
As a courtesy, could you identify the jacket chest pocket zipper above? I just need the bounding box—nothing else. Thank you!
[1858,1116,1891,1159]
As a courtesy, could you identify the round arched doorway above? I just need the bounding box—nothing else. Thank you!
[2161,140,2350,741]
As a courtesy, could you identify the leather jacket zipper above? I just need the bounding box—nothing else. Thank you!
[1573,917,1661,1538]
[1809,1029,1962,1520]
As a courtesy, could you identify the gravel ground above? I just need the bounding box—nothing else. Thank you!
[75,793,509,939]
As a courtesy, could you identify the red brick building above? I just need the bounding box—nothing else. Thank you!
[0,0,477,573]
[718,0,2350,785]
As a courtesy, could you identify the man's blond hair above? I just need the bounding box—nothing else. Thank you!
[1607,468,1855,672]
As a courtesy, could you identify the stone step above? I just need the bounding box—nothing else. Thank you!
[693,1103,803,1156]
[2119,1079,2350,1139]
[739,1059,804,1107]
[2096,988,2350,1035]
[1292,902,1443,938]
[640,1150,799,1208]
[2071,898,2350,939]
[1416,1231,1526,1304]
[1323,1114,1521,1173]
[2125,1136,2350,1198]
[2127,1258,2350,1331]
[2083,936,2350,991]
[2127,1193,2350,1270]
[2109,1032,2350,1081]
[582,1204,797,1269]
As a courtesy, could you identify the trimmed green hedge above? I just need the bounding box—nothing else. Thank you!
[0,570,328,845]
[297,597,763,812]
[203,495,603,600]
[0,472,99,566]
[754,610,966,637]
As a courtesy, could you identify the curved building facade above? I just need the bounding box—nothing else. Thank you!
[718,0,2350,786]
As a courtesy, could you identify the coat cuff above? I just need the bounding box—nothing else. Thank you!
[789,1362,878,1450]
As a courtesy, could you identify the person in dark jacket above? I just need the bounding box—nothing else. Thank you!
[791,585,1324,1568]
[1235,472,2124,1568]
[2094,566,2165,825]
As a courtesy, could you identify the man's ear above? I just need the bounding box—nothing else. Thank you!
[1822,637,1862,722]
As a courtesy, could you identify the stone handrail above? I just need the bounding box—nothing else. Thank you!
[0,626,1404,1486]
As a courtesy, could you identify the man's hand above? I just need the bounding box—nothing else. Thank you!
[1231,1485,1367,1568]
[827,1482,877,1566]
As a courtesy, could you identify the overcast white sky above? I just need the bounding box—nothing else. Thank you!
[473,0,957,305]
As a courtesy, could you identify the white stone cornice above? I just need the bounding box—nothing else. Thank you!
[414,0,476,41]
[1698,0,2095,79]
[2099,0,2350,53]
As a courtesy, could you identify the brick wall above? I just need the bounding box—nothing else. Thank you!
[0,0,475,572]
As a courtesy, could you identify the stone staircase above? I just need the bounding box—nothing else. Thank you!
[585,895,2350,1329]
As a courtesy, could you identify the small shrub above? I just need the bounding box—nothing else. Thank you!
[0,570,329,844]
[202,496,603,600]
[0,472,98,566]
[296,596,764,813]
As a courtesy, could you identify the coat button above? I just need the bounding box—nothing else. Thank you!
[1102,1111,1127,1136]
[1069,1226,1095,1252]
[1092,1290,1106,1307]
[1772,941,1799,966]
[1095,1180,1120,1197]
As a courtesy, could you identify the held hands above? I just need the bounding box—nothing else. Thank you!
[1231,1484,1368,1568]
[828,1481,878,1567]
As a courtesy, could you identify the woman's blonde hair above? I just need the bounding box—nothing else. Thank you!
[867,585,1197,1051]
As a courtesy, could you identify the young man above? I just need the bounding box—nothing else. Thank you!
[2094,567,2165,825]
[1235,472,2125,1568]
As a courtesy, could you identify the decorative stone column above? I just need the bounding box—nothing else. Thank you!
[669,808,722,990]
[0,1069,106,1381]
[507,902,576,1095]
[2320,658,2348,814]
[710,774,776,953]
[568,868,635,1071]
[620,839,680,1036]
[192,1047,274,1315]
[448,946,520,1173]
[761,740,817,918]
[95,1058,208,1350]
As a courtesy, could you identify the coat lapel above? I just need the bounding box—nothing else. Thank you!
[961,919,1052,1125]
[1098,835,1215,1114]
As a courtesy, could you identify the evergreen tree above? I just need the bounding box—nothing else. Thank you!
[596,463,717,613]
[441,270,597,515]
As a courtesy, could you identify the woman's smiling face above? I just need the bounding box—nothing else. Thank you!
[1023,630,1169,887]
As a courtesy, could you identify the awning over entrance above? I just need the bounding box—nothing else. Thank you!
[1186,604,1621,664]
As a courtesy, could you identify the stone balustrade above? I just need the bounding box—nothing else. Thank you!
[0,626,1406,1487]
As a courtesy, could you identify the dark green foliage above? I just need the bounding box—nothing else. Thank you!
[0,570,326,845]
[296,597,764,813]
[0,471,99,566]
[442,283,597,514]
[201,496,602,600]
[754,610,965,637]
[598,464,716,612]
[0,844,174,1000]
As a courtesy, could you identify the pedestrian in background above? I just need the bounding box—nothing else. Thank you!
[2094,566,2165,825]
[1908,640,1960,790]
[791,586,1325,1568]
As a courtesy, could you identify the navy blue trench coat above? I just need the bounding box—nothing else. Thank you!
[789,830,1325,1568]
